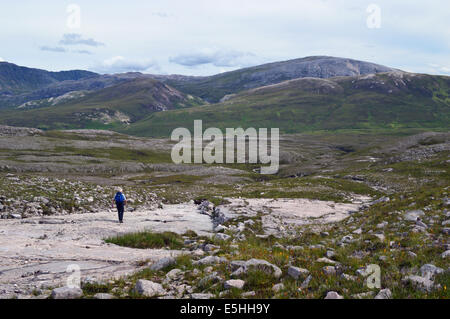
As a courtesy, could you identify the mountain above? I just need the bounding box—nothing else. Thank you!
[0,62,97,95]
[0,57,448,135]
[0,78,203,130]
[124,71,450,136]
[151,56,395,103]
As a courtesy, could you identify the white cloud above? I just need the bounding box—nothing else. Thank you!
[92,56,159,74]
[169,49,264,68]
[59,34,104,47]
[0,57,4,62]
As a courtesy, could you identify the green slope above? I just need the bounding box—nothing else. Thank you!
[123,72,450,137]
[0,62,97,95]
[0,78,203,130]
[157,56,394,103]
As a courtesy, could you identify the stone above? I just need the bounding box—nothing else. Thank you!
[415,220,428,229]
[93,293,115,299]
[215,233,231,241]
[224,279,245,290]
[376,221,388,229]
[322,266,336,275]
[352,291,375,299]
[150,257,176,271]
[420,264,444,278]
[241,291,256,297]
[272,283,285,293]
[374,233,385,241]
[193,256,228,266]
[214,225,227,233]
[341,273,357,281]
[404,210,424,222]
[324,291,343,299]
[244,259,282,278]
[287,266,309,279]
[441,250,450,258]
[134,279,166,298]
[352,228,363,235]
[402,275,437,292]
[51,287,83,299]
[10,214,22,219]
[166,269,183,280]
[190,293,214,299]
[342,235,353,243]
[317,257,337,265]
[325,250,335,258]
[374,288,392,299]
[300,275,313,289]
[442,228,450,235]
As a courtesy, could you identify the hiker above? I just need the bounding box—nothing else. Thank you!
[112,187,127,223]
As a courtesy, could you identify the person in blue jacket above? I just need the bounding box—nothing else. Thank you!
[112,187,127,223]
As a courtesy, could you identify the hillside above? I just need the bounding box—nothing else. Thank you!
[0,62,97,95]
[0,78,203,130]
[124,71,450,136]
[152,56,394,102]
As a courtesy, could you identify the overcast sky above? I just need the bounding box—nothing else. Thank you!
[0,0,449,76]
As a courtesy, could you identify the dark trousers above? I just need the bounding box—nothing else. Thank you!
[116,203,125,221]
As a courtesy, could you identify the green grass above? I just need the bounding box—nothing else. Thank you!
[105,231,184,249]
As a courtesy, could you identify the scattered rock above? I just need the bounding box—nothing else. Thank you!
[272,283,285,293]
[287,266,309,280]
[50,287,83,299]
[404,210,424,222]
[300,275,313,289]
[134,279,166,298]
[374,288,392,299]
[441,250,450,258]
[190,293,214,299]
[420,264,444,278]
[317,257,337,265]
[241,291,256,298]
[322,266,336,275]
[224,279,245,290]
[149,257,176,271]
[193,256,228,266]
[402,275,438,292]
[93,293,115,299]
[215,233,231,241]
[324,291,343,299]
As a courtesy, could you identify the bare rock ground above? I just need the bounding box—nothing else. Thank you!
[0,197,369,298]
[0,203,213,298]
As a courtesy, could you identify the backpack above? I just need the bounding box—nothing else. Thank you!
[115,192,125,204]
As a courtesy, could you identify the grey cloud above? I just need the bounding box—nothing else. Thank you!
[169,50,258,68]
[93,56,159,74]
[59,34,105,47]
[40,46,67,53]
[74,50,93,55]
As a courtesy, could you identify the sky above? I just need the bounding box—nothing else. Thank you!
[0,0,449,76]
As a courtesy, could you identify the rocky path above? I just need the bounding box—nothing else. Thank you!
[0,203,213,298]
[0,197,371,299]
